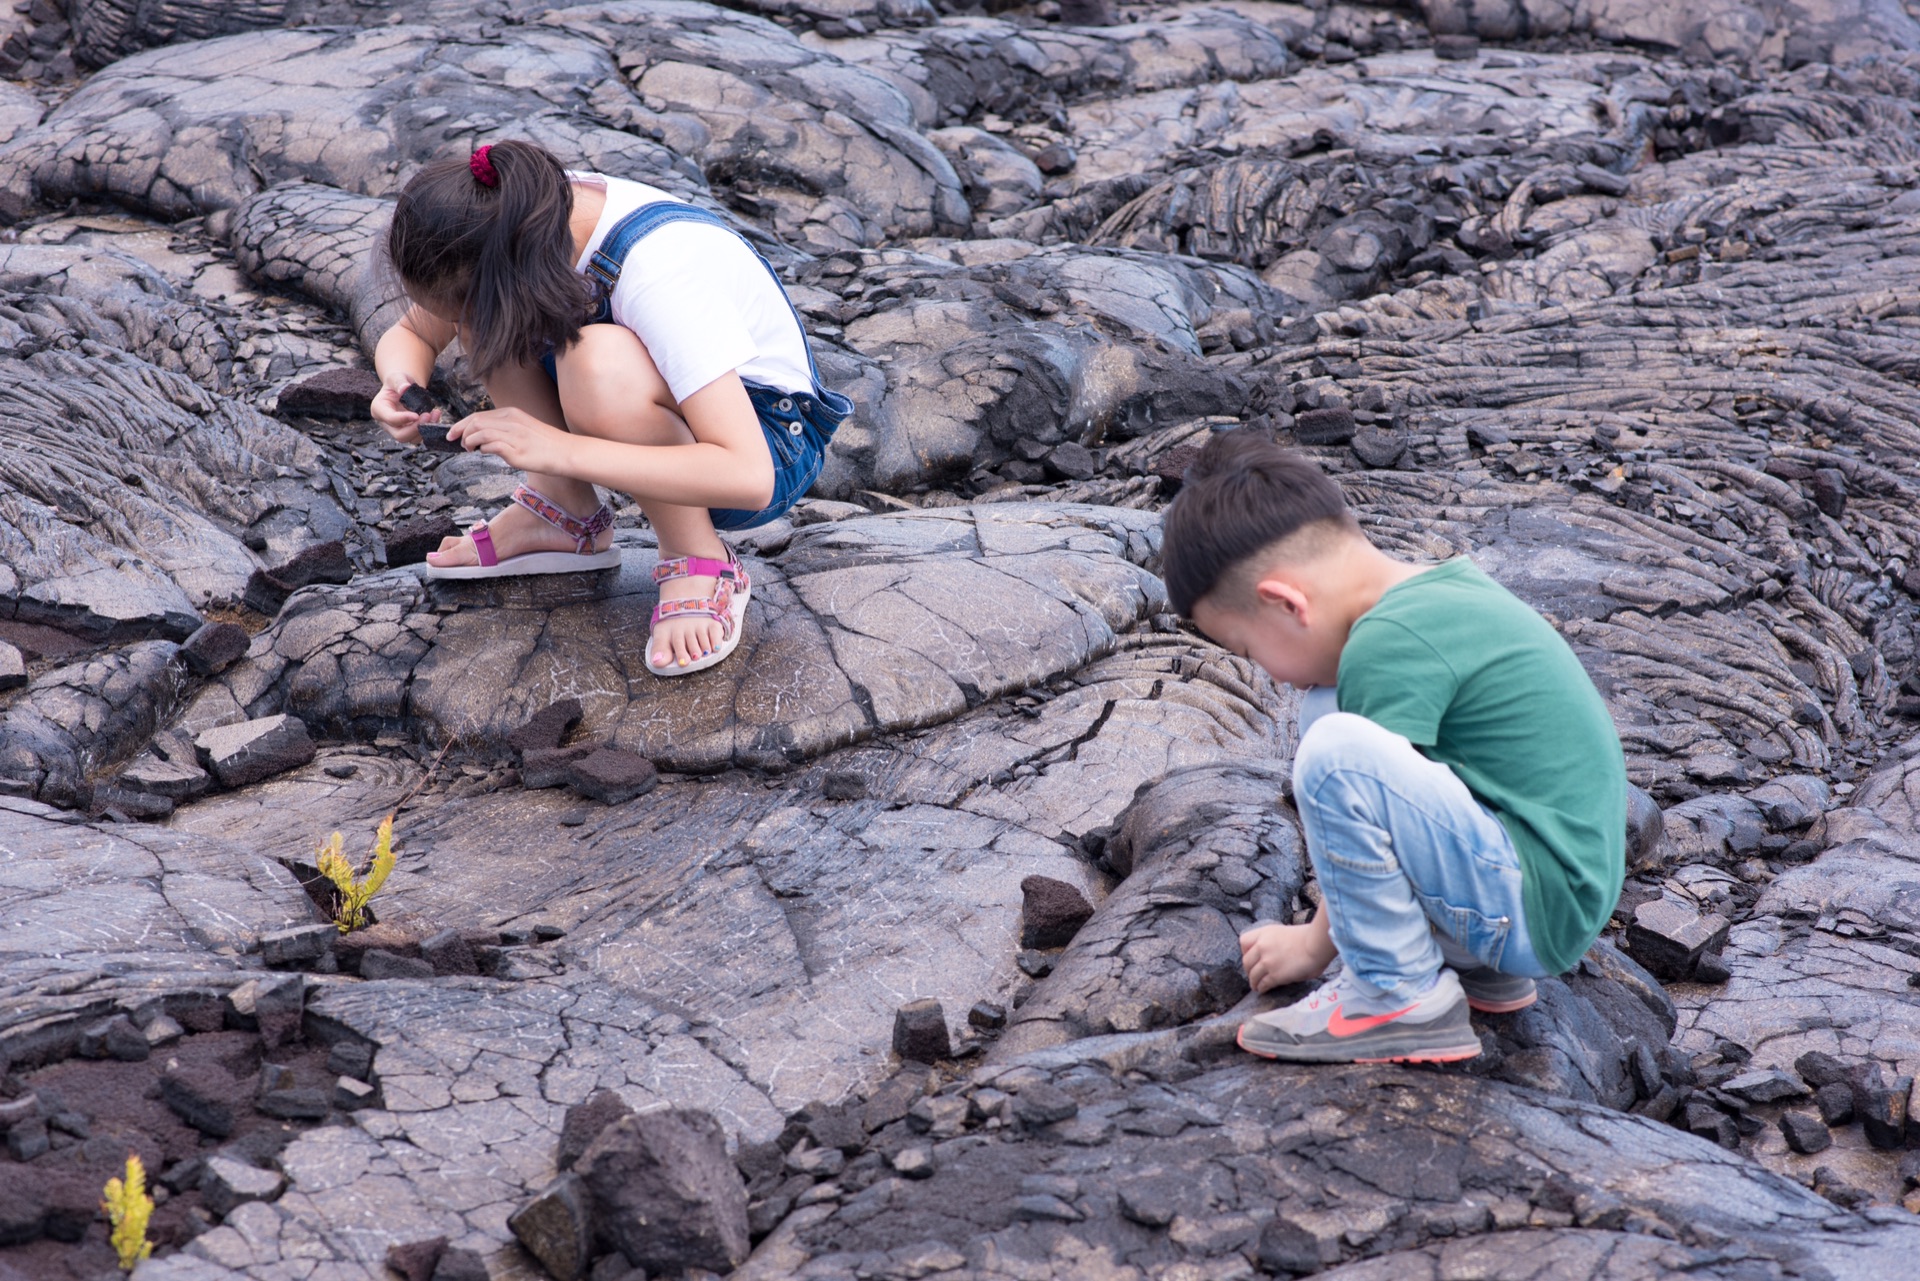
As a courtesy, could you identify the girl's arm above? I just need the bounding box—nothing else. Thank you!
[370,306,458,442]
[452,372,777,513]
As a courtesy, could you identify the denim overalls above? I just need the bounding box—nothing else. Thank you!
[544,201,854,531]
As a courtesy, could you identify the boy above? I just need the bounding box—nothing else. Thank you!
[1162,432,1625,1063]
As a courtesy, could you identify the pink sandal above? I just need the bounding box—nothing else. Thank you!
[645,545,750,676]
[422,484,621,580]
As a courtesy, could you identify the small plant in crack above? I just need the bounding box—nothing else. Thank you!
[315,813,396,932]
[102,1153,154,1272]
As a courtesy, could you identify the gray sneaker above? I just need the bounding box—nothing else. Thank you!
[1237,969,1481,1064]
[1456,965,1537,1014]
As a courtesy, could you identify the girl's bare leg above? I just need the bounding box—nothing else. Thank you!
[427,327,734,667]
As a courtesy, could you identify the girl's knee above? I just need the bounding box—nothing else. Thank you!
[556,326,676,435]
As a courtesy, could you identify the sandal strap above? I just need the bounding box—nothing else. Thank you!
[653,545,746,591]
[650,584,736,640]
[470,524,499,567]
[511,484,614,555]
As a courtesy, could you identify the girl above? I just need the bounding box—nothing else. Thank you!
[368,140,851,676]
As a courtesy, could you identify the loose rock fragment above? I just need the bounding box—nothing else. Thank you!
[523,744,598,789]
[565,747,659,805]
[1814,1081,1854,1126]
[1780,1111,1832,1155]
[161,1066,239,1137]
[1020,875,1095,948]
[1723,1069,1807,1104]
[259,922,336,968]
[1293,406,1356,446]
[508,698,585,754]
[0,642,24,692]
[195,714,316,787]
[1624,898,1730,981]
[420,928,480,976]
[333,1075,377,1110]
[559,1088,636,1172]
[893,998,951,1063]
[360,949,435,980]
[277,367,381,419]
[179,620,250,676]
[575,1110,752,1274]
[385,1236,449,1281]
[384,514,459,568]
[1012,1082,1079,1127]
[77,1013,149,1061]
[508,1172,594,1281]
[258,1087,329,1120]
[200,1154,286,1217]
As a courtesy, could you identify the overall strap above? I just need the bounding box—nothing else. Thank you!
[585,201,829,390]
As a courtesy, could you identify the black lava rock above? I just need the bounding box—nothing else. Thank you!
[508,1172,594,1281]
[892,998,951,1063]
[195,714,316,788]
[78,1014,149,1062]
[1780,1111,1832,1155]
[1624,898,1729,981]
[398,383,438,415]
[1294,406,1357,446]
[359,949,435,981]
[384,514,459,568]
[576,1110,752,1274]
[523,744,598,790]
[508,699,585,754]
[1814,1081,1854,1127]
[565,748,660,805]
[1020,874,1094,949]
[278,366,382,419]
[968,1001,1007,1030]
[385,1236,449,1281]
[162,1066,238,1137]
[559,1089,636,1172]
[1047,441,1097,481]
[1433,34,1480,60]
[179,621,251,676]
[245,539,355,614]
[420,928,480,977]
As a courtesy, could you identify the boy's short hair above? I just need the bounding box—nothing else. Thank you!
[1162,431,1357,616]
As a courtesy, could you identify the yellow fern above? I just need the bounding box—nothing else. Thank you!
[315,814,396,932]
[102,1153,153,1272]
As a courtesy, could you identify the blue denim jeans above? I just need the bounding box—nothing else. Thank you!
[1292,691,1547,1002]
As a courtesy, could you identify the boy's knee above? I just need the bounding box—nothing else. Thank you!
[1292,712,1401,797]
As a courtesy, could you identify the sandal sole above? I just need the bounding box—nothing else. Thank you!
[1236,1024,1481,1065]
[422,550,622,580]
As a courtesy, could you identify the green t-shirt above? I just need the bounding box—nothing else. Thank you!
[1336,558,1625,975]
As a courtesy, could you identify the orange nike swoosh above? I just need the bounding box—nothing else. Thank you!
[1326,1004,1414,1036]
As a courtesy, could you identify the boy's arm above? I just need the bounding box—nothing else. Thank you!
[1241,908,1337,992]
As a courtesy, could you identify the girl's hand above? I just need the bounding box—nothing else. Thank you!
[1240,920,1336,992]
[451,407,574,474]
[371,372,440,444]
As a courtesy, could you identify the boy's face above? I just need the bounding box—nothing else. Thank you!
[1190,577,1343,689]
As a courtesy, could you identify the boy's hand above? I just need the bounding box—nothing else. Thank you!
[371,372,439,444]
[451,407,573,474]
[1240,918,1336,992]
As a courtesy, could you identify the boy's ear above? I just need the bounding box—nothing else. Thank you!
[1253,574,1311,622]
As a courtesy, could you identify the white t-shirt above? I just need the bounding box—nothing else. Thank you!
[568,173,816,405]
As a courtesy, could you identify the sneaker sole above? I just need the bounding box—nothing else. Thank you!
[1465,991,1537,1014]
[1236,1024,1482,1065]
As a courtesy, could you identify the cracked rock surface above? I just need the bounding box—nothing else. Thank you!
[4,0,1920,1276]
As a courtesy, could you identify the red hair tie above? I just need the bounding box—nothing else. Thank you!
[469,145,499,188]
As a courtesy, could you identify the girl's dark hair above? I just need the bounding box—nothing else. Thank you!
[385,140,588,378]
[1161,431,1357,616]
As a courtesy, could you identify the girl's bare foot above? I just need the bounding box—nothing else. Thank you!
[650,561,731,668]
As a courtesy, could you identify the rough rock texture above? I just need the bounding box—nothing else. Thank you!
[7,0,1920,1276]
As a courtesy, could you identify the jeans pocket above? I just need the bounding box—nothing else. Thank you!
[1417,892,1512,970]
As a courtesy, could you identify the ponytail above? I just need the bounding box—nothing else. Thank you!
[385,140,588,378]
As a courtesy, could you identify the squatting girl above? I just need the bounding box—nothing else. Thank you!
[369,141,850,676]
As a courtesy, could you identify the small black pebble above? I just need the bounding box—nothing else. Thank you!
[558,810,590,828]
[324,762,359,779]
